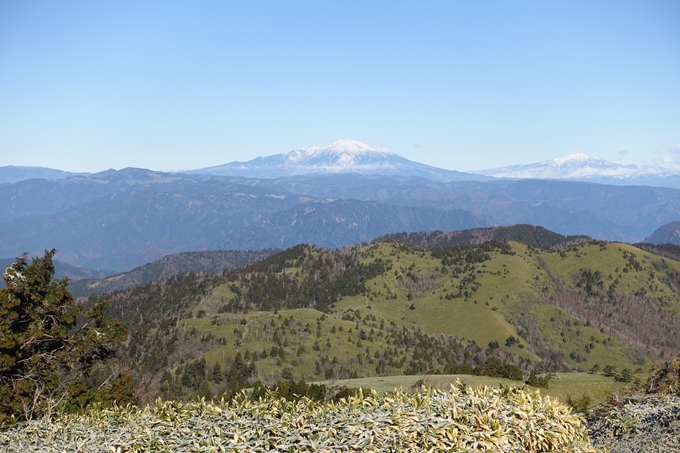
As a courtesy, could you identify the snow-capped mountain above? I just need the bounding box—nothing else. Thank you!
[476,153,680,187]
[188,140,489,182]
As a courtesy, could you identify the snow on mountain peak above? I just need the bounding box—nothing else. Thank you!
[284,140,396,167]
[552,153,596,165]
[477,152,670,181]
[189,139,487,181]
[285,146,319,164]
[320,139,394,156]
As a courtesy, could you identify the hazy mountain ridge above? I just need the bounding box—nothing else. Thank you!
[215,199,494,251]
[0,165,90,184]
[69,249,278,297]
[643,221,680,245]
[0,167,218,224]
[0,187,492,271]
[0,181,309,271]
[215,174,677,241]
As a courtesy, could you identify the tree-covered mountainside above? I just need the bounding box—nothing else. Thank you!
[633,242,680,262]
[380,224,589,249]
[87,237,680,403]
[214,199,493,251]
[247,174,680,240]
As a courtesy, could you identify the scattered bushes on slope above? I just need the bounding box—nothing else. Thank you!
[0,384,597,452]
[248,379,371,403]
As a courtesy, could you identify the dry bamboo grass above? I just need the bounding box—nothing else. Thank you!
[0,383,599,452]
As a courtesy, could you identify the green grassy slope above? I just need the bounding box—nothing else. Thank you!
[320,372,626,405]
[107,238,680,401]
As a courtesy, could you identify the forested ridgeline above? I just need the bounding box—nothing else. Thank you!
[99,243,531,402]
[87,237,680,404]
[380,224,590,249]
[632,242,680,263]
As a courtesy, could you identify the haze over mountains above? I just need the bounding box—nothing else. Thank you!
[2,140,680,272]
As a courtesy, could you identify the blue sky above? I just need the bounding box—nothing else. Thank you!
[1,1,678,173]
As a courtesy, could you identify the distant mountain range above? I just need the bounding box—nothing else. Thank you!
[191,143,680,188]
[4,142,680,188]
[3,140,680,271]
[0,165,88,184]
[477,153,680,188]
[2,166,680,271]
[187,140,490,181]
[0,174,495,271]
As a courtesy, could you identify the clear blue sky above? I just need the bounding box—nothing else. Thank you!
[1,1,678,173]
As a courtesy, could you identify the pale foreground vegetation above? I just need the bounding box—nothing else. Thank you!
[0,384,597,452]
[588,395,680,452]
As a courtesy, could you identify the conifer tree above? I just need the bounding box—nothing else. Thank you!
[0,250,128,424]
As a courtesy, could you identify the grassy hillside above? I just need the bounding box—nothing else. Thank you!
[320,372,627,405]
[100,237,680,402]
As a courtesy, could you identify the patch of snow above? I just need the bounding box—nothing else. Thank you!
[286,146,319,164]
[320,139,395,156]
[283,140,396,167]
[552,153,593,165]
